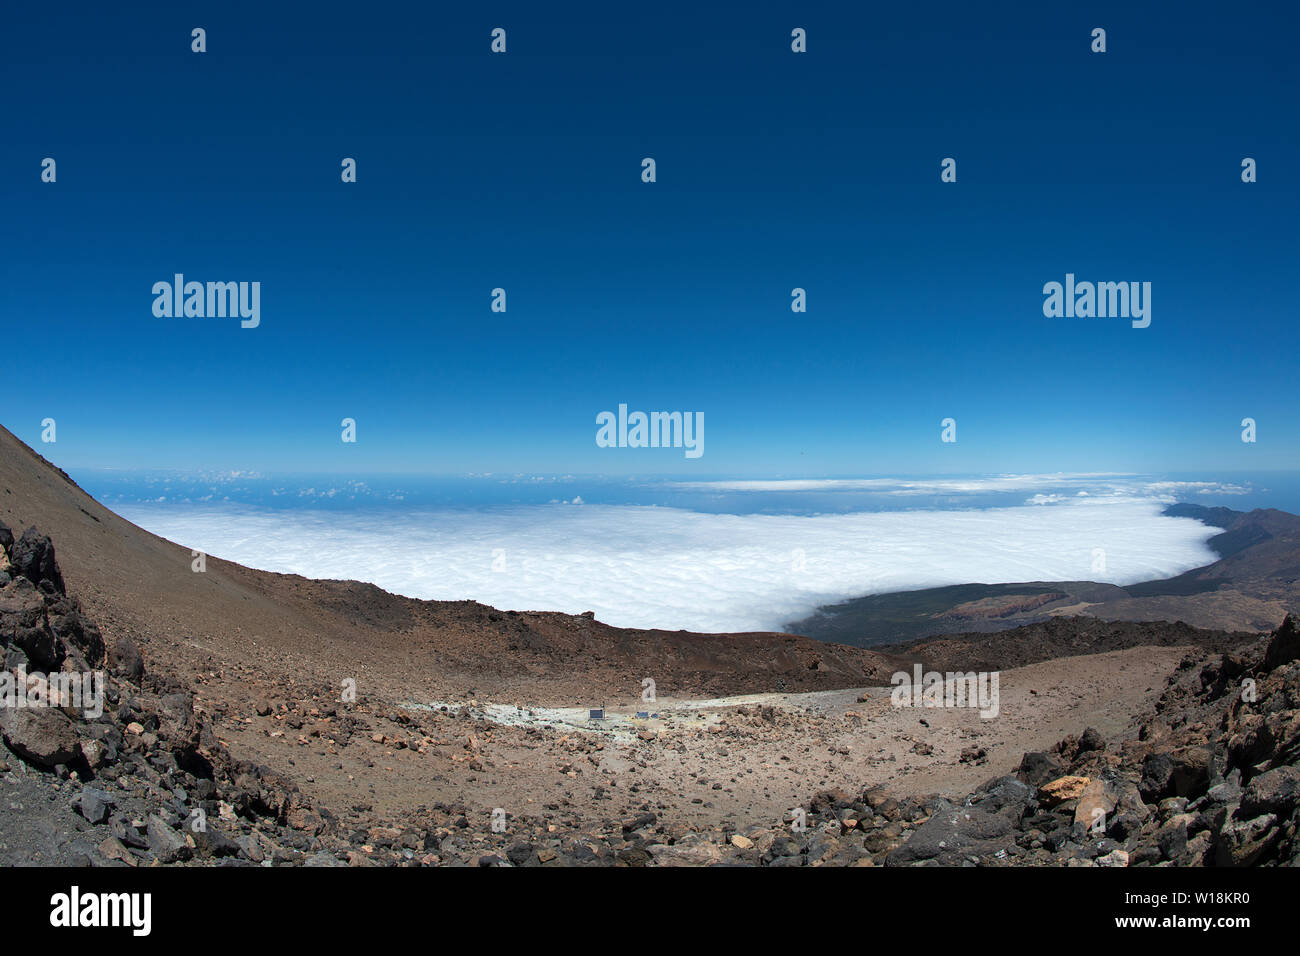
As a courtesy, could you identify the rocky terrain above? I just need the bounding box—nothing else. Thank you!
[858,618,1300,867]
[3,421,1298,866]
[3,514,1297,866]
[1,520,324,865]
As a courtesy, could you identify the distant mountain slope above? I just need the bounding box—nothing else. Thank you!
[791,503,1300,646]
[1161,502,1245,533]
[0,424,890,701]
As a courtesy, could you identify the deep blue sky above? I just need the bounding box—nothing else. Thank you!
[3,1,1297,475]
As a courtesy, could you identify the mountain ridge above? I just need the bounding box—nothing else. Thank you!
[792,502,1300,646]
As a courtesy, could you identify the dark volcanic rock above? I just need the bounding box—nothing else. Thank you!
[1240,766,1300,818]
[1017,751,1066,788]
[1215,813,1279,866]
[1078,727,1106,753]
[1264,614,1300,670]
[506,842,536,866]
[9,527,65,593]
[886,799,1014,865]
[146,815,191,863]
[111,635,145,682]
[0,705,80,768]
[0,578,62,671]
[75,788,116,825]
[191,827,240,859]
[886,777,1029,866]
[0,523,335,868]
[1139,749,1213,802]
[882,613,1300,868]
[45,595,105,667]
[1168,746,1214,799]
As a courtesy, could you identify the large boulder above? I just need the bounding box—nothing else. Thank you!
[1077,727,1107,753]
[1074,777,1119,829]
[74,788,116,825]
[973,775,1034,814]
[1226,713,1276,770]
[110,635,145,683]
[1240,766,1300,818]
[45,596,106,667]
[9,527,65,594]
[1017,751,1065,788]
[1141,747,1212,801]
[0,704,81,768]
[886,800,1015,865]
[1215,813,1280,866]
[1169,746,1214,798]
[146,815,192,863]
[0,577,62,671]
[886,777,1029,866]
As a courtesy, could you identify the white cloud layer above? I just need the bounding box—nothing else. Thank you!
[118,495,1220,633]
[668,476,1251,497]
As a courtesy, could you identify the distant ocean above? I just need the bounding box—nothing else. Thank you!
[77,472,1300,634]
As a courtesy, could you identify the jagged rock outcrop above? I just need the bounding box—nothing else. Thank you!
[0,521,330,865]
[871,613,1300,866]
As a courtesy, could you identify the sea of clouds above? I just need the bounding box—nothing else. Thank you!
[116,484,1222,632]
